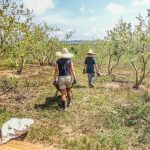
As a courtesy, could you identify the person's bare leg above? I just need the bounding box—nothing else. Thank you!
[66,88,72,107]
[60,89,67,109]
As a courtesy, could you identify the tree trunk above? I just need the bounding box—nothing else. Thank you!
[108,54,121,75]
[38,59,44,66]
[108,54,112,75]
[131,56,147,89]
[16,57,26,74]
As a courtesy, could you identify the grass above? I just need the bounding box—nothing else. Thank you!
[0,62,150,150]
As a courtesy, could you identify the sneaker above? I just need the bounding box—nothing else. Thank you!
[58,107,65,111]
[57,101,65,111]
[89,83,94,88]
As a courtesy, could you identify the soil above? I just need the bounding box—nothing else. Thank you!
[102,82,130,90]
[0,140,60,150]
[0,70,19,78]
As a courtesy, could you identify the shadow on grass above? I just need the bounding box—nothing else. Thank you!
[109,74,130,83]
[73,85,87,88]
[0,129,28,142]
[34,95,62,111]
[113,80,129,84]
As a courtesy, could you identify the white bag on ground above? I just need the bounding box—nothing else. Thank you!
[1,118,34,144]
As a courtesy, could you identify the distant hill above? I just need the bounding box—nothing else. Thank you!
[65,40,94,45]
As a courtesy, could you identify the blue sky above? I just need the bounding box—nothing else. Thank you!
[20,0,150,40]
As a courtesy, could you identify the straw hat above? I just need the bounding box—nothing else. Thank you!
[56,48,74,59]
[87,49,96,55]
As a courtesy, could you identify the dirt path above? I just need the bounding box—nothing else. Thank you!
[0,140,58,150]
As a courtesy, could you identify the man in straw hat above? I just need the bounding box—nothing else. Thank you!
[83,49,100,87]
[54,48,77,110]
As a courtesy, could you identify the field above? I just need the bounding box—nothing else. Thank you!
[1,0,150,149]
[0,59,150,150]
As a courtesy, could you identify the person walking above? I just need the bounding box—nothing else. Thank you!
[83,49,100,87]
[53,48,77,110]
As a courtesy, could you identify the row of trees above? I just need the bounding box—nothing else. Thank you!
[0,0,150,89]
[75,10,150,89]
[0,0,66,74]
[103,11,150,89]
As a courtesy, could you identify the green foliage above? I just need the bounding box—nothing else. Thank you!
[0,1,150,149]
[127,10,150,88]
[104,19,132,75]
[20,23,62,66]
[0,108,11,128]
[64,136,99,150]
[0,0,62,73]
[74,42,91,62]
[0,0,32,58]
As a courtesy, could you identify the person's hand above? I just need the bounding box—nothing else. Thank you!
[73,78,77,85]
[83,69,86,74]
[53,79,58,85]
[97,71,100,76]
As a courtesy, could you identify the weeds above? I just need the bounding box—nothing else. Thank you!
[0,108,11,128]
[0,64,149,150]
[0,78,18,93]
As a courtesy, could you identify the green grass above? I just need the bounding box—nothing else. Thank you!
[0,59,15,71]
[0,63,150,150]
[0,108,11,128]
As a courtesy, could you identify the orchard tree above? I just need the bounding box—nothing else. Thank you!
[9,23,33,74]
[93,40,108,70]
[129,10,150,89]
[64,30,75,44]
[47,37,63,65]
[105,19,132,75]
[29,23,50,66]
[0,0,32,58]
[77,42,91,63]
[29,23,62,66]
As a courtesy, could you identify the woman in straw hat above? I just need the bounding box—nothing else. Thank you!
[83,49,100,87]
[54,48,77,110]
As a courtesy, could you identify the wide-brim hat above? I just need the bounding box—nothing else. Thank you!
[87,49,96,55]
[56,48,74,59]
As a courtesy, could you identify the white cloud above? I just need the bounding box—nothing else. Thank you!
[80,6,85,12]
[105,3,124,15]
[50,31,64,39]
[23,0,55,16]
[42,13,78,25]
[68,29,75,32]
[89,9,95,14]
[22,0,149,40]
[80,6,95,14]
[88,16,96,21]
[132,0,150,6]
[83,27,104,40]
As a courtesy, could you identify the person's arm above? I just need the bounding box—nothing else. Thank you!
[54,63,59,82]
[93,59,100,76]
[83,64,86,74]
[83,64,87,70]
[70,61,77,83]
[94,64,98,72]
[83,58,87,74]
